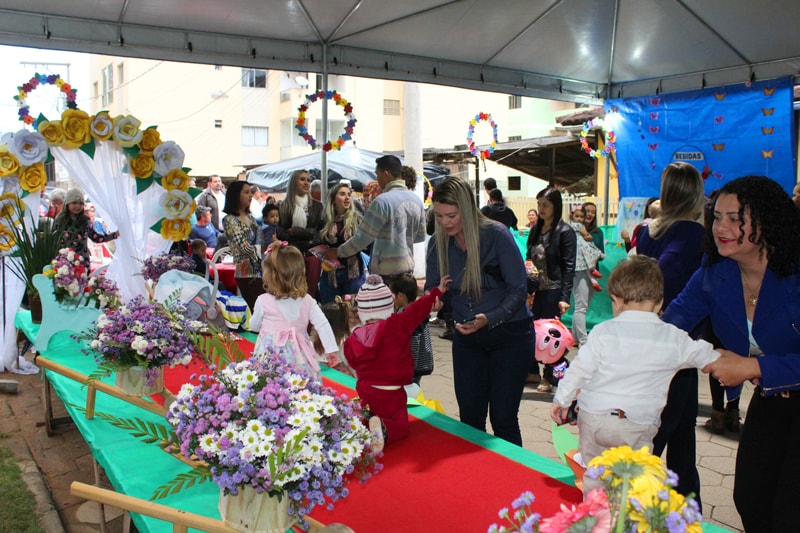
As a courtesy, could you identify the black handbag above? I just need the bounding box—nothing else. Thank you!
[410,320,434,376]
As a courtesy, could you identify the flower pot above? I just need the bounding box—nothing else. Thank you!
[115,366,164,397]
[29,292,42,324]
[218,485,296,533]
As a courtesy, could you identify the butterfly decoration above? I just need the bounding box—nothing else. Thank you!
[648,143,658,151]
[763,87,775,96]
[649,126,659,134]
[761,149,774,159]
[650,97,661,106]
[712,143,725,151]
[650,112,659,120]
[762,108,775,116]
[714,115,724,124]
[761,126,774,135]
[714,92,726,101]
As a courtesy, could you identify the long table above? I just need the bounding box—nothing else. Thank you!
[15,311,730,532]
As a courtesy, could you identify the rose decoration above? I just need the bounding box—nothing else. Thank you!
[90,112,114,141]
[7,130,49,166]
[0,192,23,222]
[153,141,185,176]
[0,147,21,177]
[0,224,16,253]
[19,162,47,193]
[161,168,191,192]
[61,109,92,148]
[113,115,143,147]
[159,218,192,241]
[139,128,162,153]
[130,152,155,179]
[37,119,66,146]
[160,189,195,219]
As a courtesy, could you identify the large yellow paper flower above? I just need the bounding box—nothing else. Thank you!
[130,152,155,179]
[162,168,191,191]
[0,224,16,253]
[139,128,162,153]
[0,192,23,223]
[160,218,192,241]
[38,119,66,146]
[0,147,20,177]
[113,115,143,148]
[90,112,114,141]
[160,190,196,219]
[61,109,92,148]
[19,162,47,193]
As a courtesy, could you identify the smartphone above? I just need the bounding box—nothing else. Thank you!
[457,316,477,325]
[566,400,579,423]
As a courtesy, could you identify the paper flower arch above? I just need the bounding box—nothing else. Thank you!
[580,118,616,159]
[2,72,199,242]
[467,112,498,160]
[295,90,357,151]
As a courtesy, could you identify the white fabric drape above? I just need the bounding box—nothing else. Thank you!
[52,141,171,302]
[1,186,40,374]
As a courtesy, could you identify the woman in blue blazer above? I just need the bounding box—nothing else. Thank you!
[663,176,800,532]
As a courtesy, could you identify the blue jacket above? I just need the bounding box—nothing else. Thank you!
[663,258,800,397]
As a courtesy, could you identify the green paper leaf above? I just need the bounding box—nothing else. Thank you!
[154,176,163,187]
[146,125,158,130]
[181,167,192,173]
[150,219,164,233]
[136,176,154,194]
[80,139,96,159]
[123,145,139,160]
[20,190,29,199]
[45,151,54,164]
[188,187,201,199]
[37,112,48,124]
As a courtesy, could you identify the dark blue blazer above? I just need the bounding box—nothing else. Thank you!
[663,258,800,396]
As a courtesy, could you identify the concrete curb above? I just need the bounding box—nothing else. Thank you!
[18,456,67,533]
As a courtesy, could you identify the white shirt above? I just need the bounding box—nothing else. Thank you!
[553,310,719,425]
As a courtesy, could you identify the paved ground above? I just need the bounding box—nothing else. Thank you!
[1,325,749,532]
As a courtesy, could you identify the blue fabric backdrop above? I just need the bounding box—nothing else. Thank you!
[607,77,796,198]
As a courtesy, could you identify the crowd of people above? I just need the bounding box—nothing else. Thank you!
[39,156,799,529]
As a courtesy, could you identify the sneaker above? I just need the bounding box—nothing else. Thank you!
[536,382,553,393]
[590,269,602,278]
[591,280,602,292]
[369,416,385,453]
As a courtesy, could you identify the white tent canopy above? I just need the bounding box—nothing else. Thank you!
[0,1,798,103]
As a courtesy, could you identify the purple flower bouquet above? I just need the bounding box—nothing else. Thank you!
[140,251,195,282]
[42,247,89,306]
[165,357,382,529]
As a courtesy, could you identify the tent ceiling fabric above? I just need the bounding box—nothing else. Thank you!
[0,1,798,103]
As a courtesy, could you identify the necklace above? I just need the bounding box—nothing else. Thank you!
[740,273,762,306]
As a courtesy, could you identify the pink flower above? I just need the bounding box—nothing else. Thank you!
[538,489,611,533]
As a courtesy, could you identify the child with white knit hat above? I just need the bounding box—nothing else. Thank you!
[345,274,449,452]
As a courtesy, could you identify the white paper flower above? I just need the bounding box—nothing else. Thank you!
[153,141,185,176]
[112,115,143,147]
[160,189,195,219]
[8,129,49,166]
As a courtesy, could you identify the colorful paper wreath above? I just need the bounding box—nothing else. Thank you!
[14,73,78,126]
[295,90,357,152]
[580,118,616,159]
[467,112,498,160]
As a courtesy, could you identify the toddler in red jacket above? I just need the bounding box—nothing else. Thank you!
[344,274,449,452]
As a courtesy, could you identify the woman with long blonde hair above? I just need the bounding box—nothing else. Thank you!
[424,177,533,446]
[318,181,366,303]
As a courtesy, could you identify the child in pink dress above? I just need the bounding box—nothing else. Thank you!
[344,274,449,451]
[249,243,339,380]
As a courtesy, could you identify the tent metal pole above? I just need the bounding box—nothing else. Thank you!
[474,156,480,207]
[321,45,329,201]
[604,155,610,226]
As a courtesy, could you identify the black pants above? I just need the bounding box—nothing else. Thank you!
[734,391,800,532]
[236,277,265,313]
[652,369,701,509]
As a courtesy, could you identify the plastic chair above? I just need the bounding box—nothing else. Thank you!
[211,246,231,263]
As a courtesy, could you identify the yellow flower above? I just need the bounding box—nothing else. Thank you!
[139,128,162,153]
[162,168,191,191]
[0,224,16,253]
[19,163,47,193]
[90,112,114,141]
[61,109,92,148]
[160,218,192,241]
[588,446,665,487]
[0,192,23,223]
[112,115,143,147]
[0,147,20,177]
[38,119,66,146]
[130,152,155,179]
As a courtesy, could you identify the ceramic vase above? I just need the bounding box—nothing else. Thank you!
[115,366,164,397]
[218,485,296,533]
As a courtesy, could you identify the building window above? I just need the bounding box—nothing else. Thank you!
[242,69,267,88]
[215,65,223,70]
[214,120,223,129]
[106,64,114,104]
[280,92,291,102]
[117,63,124,85]
[242,126,268,146]
[508,176,521,191]
[508,95,521,109]
[383,99,401,116]
[508,135,522,142]
[315,120,345,144]
[281,118,305,147]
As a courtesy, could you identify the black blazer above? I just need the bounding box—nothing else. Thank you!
[526,219,577,304]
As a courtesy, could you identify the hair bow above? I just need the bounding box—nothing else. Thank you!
[266,241,288,255]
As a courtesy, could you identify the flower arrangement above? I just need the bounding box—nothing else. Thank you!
[165,356,381,529]
[75,294,203,385]
[140,251,196,282]
[42,247,89,306]
[85,274,122,309]
[295,90,356,151]
[467,112,499,160]
[579,118,616,159]
[488,446,702,533]
[9,73,200,238]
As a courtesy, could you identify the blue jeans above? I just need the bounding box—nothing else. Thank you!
[317,267,365,304]
[452,318,535,446]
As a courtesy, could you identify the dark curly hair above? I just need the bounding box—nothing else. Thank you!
[705,176,800,277]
